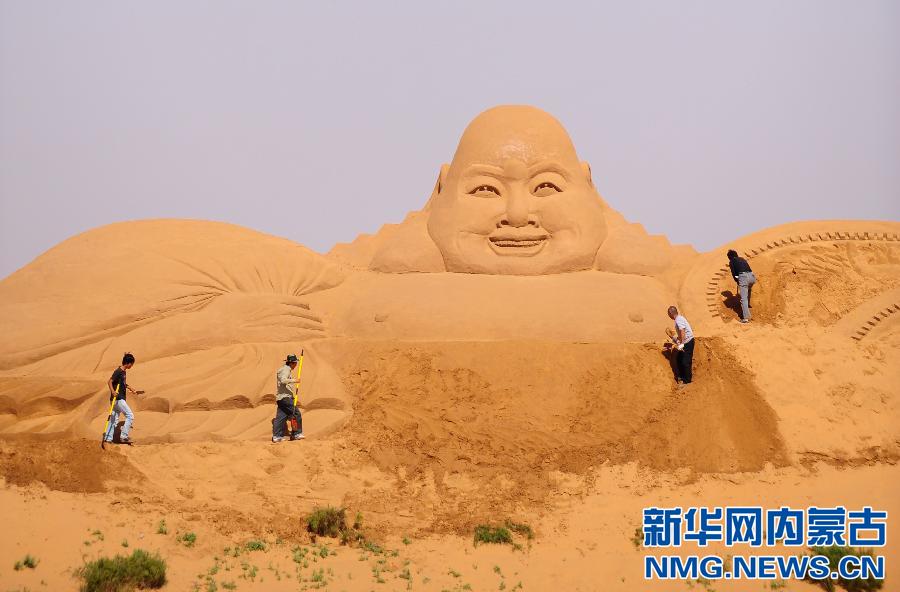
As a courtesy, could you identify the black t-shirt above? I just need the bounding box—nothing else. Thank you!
[110,367,127,401]
[729,256,752,279]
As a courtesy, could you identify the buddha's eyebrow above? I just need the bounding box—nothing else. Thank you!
[462,164,505,177]
[527,161,570,179]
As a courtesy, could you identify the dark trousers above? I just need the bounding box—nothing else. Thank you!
[676,339,695,384]
[273,398,301,438]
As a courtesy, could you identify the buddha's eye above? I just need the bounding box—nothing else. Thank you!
[533,181,562,196]
[469,184,501,197]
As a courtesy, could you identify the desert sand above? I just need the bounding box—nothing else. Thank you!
[0,106,898,591]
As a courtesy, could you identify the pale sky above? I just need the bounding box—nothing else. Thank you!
[1,1,898,279]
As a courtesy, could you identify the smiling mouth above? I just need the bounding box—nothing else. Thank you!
[488,233,550,255]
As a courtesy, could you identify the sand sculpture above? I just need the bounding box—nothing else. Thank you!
[0,105,897,485]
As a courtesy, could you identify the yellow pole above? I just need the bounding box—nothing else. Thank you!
[287,349,304,437]
[100,379,121,449]
[293,349,304,409]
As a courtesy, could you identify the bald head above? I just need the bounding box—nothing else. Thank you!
[449,106,582,175]
[427,105,607,275]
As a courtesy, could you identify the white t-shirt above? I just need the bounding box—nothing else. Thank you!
[674,315,694,343]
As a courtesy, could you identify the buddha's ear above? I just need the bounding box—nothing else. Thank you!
[581,161,594,187]
[424,164,450,211]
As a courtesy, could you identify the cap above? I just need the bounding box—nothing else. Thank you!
[285,354,299,364]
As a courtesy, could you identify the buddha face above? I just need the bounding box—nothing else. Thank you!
[427,106,607,275]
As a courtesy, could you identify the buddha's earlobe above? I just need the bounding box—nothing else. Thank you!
[436,164,449,194]
[581,161,594,187]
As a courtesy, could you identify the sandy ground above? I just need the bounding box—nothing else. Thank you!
[1,447,897,592]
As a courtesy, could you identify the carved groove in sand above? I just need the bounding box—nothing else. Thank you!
[846,300,900,342]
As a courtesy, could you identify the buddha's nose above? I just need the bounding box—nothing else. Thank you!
[499,187,538,228]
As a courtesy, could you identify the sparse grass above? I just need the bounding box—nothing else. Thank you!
[14,554,38,570]
[474,525,513,546]
[177,532,198,548]
[121,540,129,548]
[362,540,384,555]
[77,549,166,592]
[91,530,104,541]
[292,546,309,567]
[220,582,237,591]
[402,536,411,545]
[243,540,266,552]
[156,520,168,535]
[630,526,643,549]
[805,545,883,592]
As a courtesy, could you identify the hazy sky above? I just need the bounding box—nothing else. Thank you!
[1,1,898,279]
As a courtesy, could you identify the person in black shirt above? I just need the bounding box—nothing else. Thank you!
[104,352,142,444]
[727,250,757,323]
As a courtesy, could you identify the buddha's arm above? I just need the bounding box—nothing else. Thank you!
[0,220,344,373]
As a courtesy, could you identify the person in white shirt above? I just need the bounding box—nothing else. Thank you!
[272,354,304,442]
[667,306,695,385]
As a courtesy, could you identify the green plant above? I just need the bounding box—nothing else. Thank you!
[362,540,384,555]
[14,554,38,570]
[805,545,883,592]
[306,506,347,538]
[156,520,168,535]
[177,532,198,548]
[77,549,166,592]
[244,540,266,552]
[504,521,534,540]
[473,525,513,546]
[402,536,411,545]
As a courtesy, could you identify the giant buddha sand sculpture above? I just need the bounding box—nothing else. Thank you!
[426,106,608,275]
[0,106,898,504]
